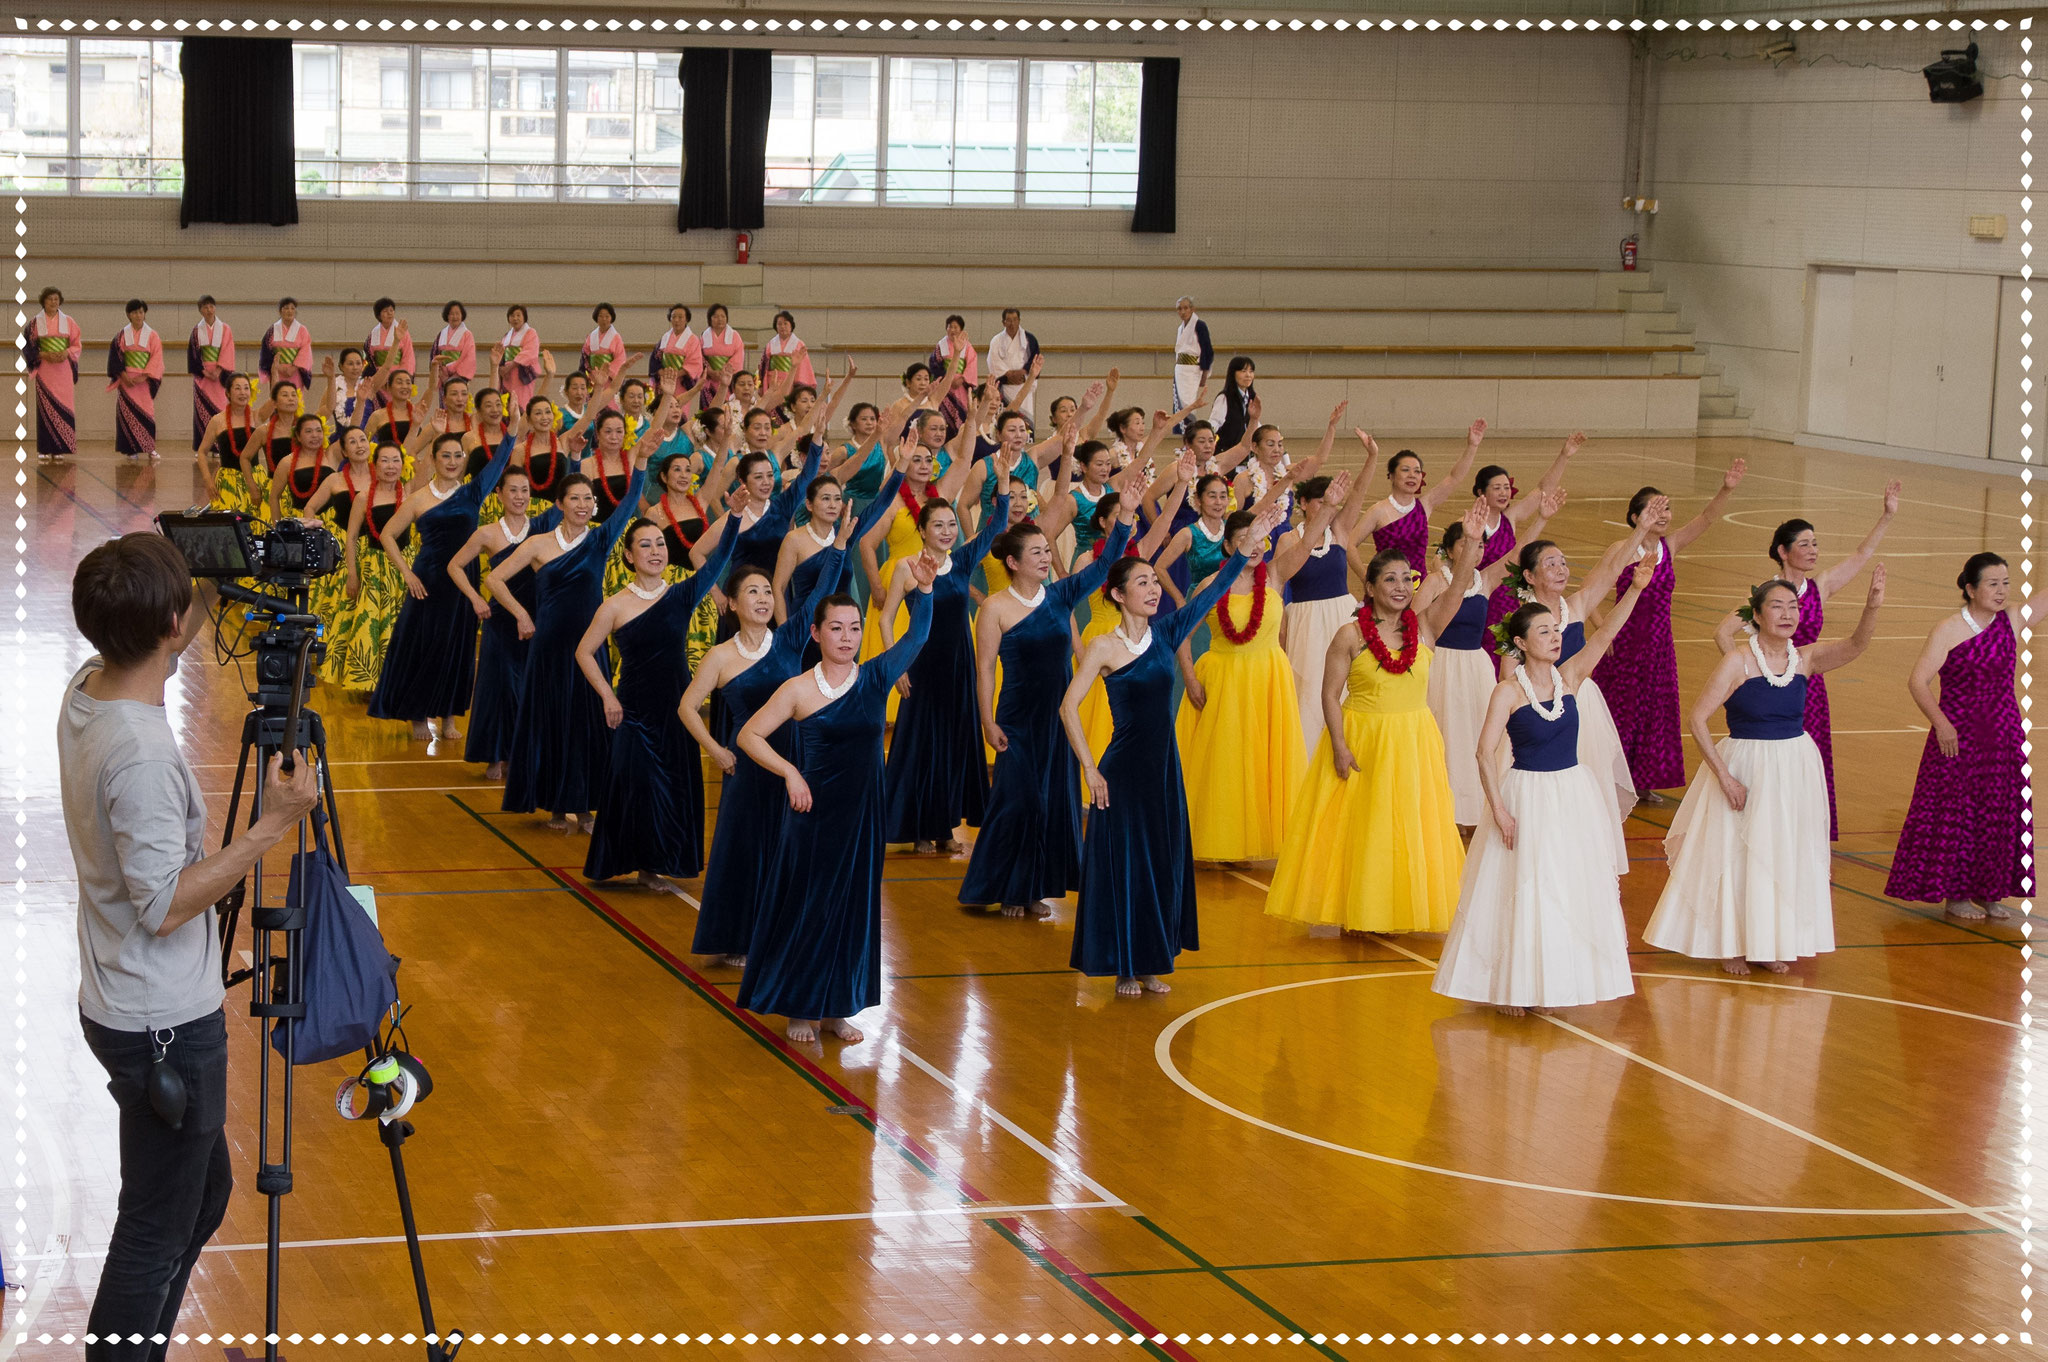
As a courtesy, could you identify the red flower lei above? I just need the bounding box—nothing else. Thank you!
[661,491,708,548]
[222,408,250,462]
[1358,603,1421,674]
[899,479,941,519]
[1215,561,1270,644]
[525,431,561,491]
[1091,535,1139,562]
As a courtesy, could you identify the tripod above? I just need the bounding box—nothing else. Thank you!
[213,581,460,1362]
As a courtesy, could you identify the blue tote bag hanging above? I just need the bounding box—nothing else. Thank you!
[270,810,399,1065]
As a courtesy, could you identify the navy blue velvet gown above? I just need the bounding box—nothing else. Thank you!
[782,472,904,618]
[882,495,1009,843]
[957,519,1131,908]
[691,548,854,959]
[583,528,738,882]
[737,590,933,1021]
[1071,552,1249,978]
[728,440,822,577]
[464,504,563,766]
[367,435,513,721]
[501,467,647,817]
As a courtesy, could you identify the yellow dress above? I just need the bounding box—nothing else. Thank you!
[1174,584,1305,862]
[861,504,921,723]
[1266,645,1464,931]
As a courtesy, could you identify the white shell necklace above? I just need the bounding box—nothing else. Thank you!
[497,515,530,545]
[554,525,589,553]
[1959,605,1988,636]
[626,579,666,602]
[1515,664,1568,721]
[813,662,857,700]
[804,520,835,548]
[1194,518,1225,544]
[734,628,771,660]
[1302,526,1335,558]
[1443,565,1485,598]
[1006,582,1046,609]
[1748,633,1800,687]
[1113,623,1152,657]
[428,478,457,501]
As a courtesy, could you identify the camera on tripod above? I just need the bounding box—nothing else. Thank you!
[157,509,342,584]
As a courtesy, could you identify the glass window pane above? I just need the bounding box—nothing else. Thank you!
[0,39,71,191]
[953,59,1017,205]
[764,54,814,204]
[565,49,635,201]
[1025,61,1092,208]
[886,57,952,204]
[633,51,681,201]
[416,46,486,198]
[489,47,556,198]
[77,41,151,193]
[338,45,408,197]
[1090,62,1140,207]
[292,43,339,196]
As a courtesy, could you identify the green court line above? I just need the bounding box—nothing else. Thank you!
[1089,1226,2001,1279]
[1132,1217,1348,1362]
[981,1219,1178,1362]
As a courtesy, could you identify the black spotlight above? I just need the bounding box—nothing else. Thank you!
[1924,42,1984,103]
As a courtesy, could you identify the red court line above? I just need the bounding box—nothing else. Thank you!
[996,1217,1200,1362]
[354,865,557,878]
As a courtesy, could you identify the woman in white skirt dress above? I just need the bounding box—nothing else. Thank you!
[1425,486,1563,830]
[1279,469,1373,751]
[1643,569,1886,975]
[1432,572,1652,1016]
[1496,495,1666,867]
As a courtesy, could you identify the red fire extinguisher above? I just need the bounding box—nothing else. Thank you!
[1621,235,1638,271]
[736,231,752,265]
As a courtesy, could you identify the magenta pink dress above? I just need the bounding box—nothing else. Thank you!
[1791,582,1837,840]
[1372,499,1429,572]
[1591,539,1683,791]
[1478,514,1518,660]
[1885,611,2023,904]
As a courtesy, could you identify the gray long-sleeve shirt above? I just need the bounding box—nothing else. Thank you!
[61,660,220,1031]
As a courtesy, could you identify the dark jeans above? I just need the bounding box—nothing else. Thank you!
[79,1007,232,1362]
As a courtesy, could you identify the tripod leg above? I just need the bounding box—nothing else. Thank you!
[382,1122,458,1361]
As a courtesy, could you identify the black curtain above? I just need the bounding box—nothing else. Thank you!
[1132,57,1179,235]
[677,49,731,231]
[727,50,772,231]
[179,38,297,227]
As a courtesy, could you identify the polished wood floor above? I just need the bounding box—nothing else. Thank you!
[17,436,2030,1357]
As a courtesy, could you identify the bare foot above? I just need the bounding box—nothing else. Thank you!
[1140,975,1171,994]
[577,814,594,836]
[1982,900,2014,920]
[786,1019,818,1043]
[411,719,432,741]
[1000,902,1029,918]
[484,761,506,781]
[913,840,937,856]
[1722,957,1752,976]
[546,816,571,834]
[1029,900,1055,919]
[1760,960,1791,974]
[1532,1006,1561,1016]
[1496,1005,1528,1017]
[938,839,964,855]
[823,1018,864,1042]
[1116,977,1143,997]
[639,871,687,898]
[1638,791,1672,807]
[1945,900,1988,921]
[720,953,747,968]
[437,721,463,743]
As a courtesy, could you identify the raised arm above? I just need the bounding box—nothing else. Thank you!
[872,569,936,688]
[1295,402,1347,482]
[1559,558,1652,686]
[1421,419,1487,514]
[1273,470,1353,583]
[1505,430,1580,530]
[1815,481,1900,599]
[1803,565,1886,675]
[956,484,1012,572]
[597,466,650,553]
[1668,458,1747,554]
[1571,495,1663,613]
[1420,501,1487,642]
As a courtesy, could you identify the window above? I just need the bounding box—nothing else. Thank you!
[294,44,409,197]
[0,38,180,193]
[768,55,880,205]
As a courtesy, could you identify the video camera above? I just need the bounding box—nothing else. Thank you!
[157,509,342,585]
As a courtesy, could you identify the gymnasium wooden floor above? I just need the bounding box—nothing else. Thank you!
[16,435,2030,1356]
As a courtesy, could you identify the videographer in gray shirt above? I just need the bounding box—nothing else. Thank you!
[64,533,317,1362]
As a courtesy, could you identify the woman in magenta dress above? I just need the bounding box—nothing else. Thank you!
[187,295,235,450]
[105,300,164,458]
[1589,460,1747,798]
[1712,482,1900,840]
[1350,421,1485,579]
[23,287,82,460]
[1886,553,2044,921]
[1476,430,1583,659]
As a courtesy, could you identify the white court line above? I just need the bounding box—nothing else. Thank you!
[198,785,494,796]
[15,1201,1120,1264]
[1220,872,2019,1230]
[189,758,466,769]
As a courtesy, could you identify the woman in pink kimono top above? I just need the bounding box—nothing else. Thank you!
[495,304,544,413]
[106,299,165,458]
[187,295,235,450]
[365,297,415,383]
[700,305,745,402]
[929,314,976,440]
[582,302,627,387]
[651,304,704,386]
[759,310,817,389]
[24,286,82,459]
[259,296,314,391]
[433,301,477,382]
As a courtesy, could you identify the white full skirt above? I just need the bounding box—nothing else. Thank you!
[1642,734,1834,963]
[1283,594,1360,753]
[1574,676,1636,874]
[1426,643,1496,827]
[1432,763,1634,1008]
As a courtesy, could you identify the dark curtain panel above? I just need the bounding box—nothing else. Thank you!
[726,49,772,231]
[178,38,298,227]
[1132,57,1180,235]
[677,49,731,232]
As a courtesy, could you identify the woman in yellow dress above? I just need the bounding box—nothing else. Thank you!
[1267,500,1489,933]
[1174,470,1355,865]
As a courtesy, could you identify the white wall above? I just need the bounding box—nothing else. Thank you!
[1644,26,2025,460]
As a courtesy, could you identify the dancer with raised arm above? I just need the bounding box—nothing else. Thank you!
[1644,569,1886,974]
[1351,421,1486,574]
[451,467,560,781]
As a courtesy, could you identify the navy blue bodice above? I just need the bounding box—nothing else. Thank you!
[1724,672,1808,740]
[1437,590,1489,652]
[1288,534,1351,604]
[1508,692,1580,772]
[1557,618,1587,664]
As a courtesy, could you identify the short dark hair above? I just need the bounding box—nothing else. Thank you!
[812,592,860,628]
[339,346,364,365]
[441,300,466,323]
[124,298,147,315]
[74,534,193,668]
[737,452,774,481]
[592,302,617,323]
[903,361,932,386]
[277,296,298,310]
[993,524,1045,570]
[669,303,693,324]
[945,313,967,330]
[506,303,528,322]
[373,297,395,316]
[1001,307,1021,322]
[197,294,216,308]
[774,309,797,330]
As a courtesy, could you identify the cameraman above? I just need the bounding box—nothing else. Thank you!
[62,533,319,1362]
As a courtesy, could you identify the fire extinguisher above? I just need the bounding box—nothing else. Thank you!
[1621,235,1638,272]
[736,231,752,265]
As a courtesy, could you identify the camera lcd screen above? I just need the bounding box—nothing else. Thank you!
[157,513,254,578]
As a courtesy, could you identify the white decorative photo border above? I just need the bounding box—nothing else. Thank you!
[4,8,2034,1353]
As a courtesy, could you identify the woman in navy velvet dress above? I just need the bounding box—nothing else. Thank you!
[448,467,563,780]
[574,516,738,891]
[878,460,1012,852]
[1061,504,1284,996]
[956,483,1138,917]
[487,465,647,830]
[366,430,514,741]
[735,559,938,1043]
